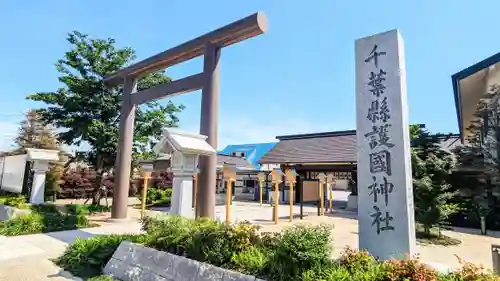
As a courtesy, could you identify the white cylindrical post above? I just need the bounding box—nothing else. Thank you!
[30,161,49,204]
[171,172,195,218]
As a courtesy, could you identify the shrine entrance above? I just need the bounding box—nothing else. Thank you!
[259,130,360,217]
[103,12,268,219]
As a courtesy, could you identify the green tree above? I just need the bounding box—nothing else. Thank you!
[27,31,184,203]
[409,124,423,141]
[452,84,500,231]
[5,110,65,198]
[411,129,459,235]
[11,110,59,154]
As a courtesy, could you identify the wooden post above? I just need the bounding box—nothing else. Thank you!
[222,165,237,225]
[259,180,263,206]
[274,182,279,224]
[316,173,326,216]
[289,182,294,222]
[327,174,334,214]
[328,183,333,212]
[285,169,297,223]
[193,174,198,213]
[270,170,282,224]
[140,172,151,219]
[258,172,266,207]
[319,182,324,216]
[225,179,232,224]
[300,178,304,220]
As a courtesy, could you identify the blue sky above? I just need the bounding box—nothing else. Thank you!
[0,1,498,151]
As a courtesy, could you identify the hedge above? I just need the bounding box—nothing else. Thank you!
[56,215,500,281]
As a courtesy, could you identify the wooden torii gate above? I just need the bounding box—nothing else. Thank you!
[103,12,268,219]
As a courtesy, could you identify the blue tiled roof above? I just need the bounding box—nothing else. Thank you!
[220,142,277,170]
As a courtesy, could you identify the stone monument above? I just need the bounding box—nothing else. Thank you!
[355,29,416,260]
[26,148,60,204]
[153,128,215,218]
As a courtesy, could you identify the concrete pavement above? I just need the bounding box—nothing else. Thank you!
[0,221,143,262]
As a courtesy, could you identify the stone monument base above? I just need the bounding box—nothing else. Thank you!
[0,204,31,221]
[104,241,265,281]
[346,194,358,211]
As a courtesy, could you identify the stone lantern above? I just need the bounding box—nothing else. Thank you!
[316,172,326,216]
[326,173,335,212]
[153,128,215,218]
[221,164,237,223]
[270,169,282,224]
[284,168,297,222]
[26,148,60,204]
[138,160,155,218]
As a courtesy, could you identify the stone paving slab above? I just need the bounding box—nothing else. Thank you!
[0,255,81,281]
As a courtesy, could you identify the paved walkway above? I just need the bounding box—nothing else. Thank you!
[0,221,143,262]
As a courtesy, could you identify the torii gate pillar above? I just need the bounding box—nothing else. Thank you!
[197,42,220,217]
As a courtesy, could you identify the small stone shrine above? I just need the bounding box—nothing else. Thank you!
[26,148,60,204]
[153,128,215,218]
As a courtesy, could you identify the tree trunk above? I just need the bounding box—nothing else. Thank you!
[92,154,105,205]
[424,226,430,236]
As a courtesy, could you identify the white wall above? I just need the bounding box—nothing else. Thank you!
[0,154,27,194]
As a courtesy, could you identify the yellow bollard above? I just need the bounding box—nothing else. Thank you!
[274,182,279,224]
[225,180,232,224]
[193,174,198,213]
[141,173,151,219]
[329,183,333,213]
[289,182,294,222]
[259,180,263,207]
[319,182,324,216]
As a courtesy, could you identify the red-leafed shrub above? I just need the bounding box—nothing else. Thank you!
[384,258,439,281]
[57,169,173,200]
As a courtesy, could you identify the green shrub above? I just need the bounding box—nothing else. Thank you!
[55,216,500,281]
[0,194,28,209]
[384,258,440,281]
[0,213,45,235]
[231,246,268,276]
[338,246,377,273]
[137,187,172,206]
[302,262,387,281]
[30,203,59,214]
[446,256,500,281]
[143,215,260,267]
[0,212,93,236]
[266,224,333,280]
[55,234,146,279]
[142,215,195,255]
[65,204,111,215]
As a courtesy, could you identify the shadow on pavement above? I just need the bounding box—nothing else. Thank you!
[446,226,500,238]
[45,229,96,245]
[323,210,358,221]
